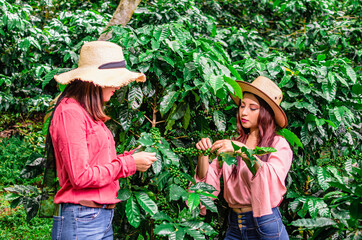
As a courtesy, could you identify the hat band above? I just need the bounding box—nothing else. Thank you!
[98,60,126,69]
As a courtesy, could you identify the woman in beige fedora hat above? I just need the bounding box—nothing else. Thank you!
[45,41,157,240]
[195,76,292,239]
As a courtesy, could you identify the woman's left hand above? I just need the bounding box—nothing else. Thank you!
[211,140,246,156]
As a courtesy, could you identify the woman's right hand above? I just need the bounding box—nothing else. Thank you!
[196,138,212,152]
[132,152,157,172]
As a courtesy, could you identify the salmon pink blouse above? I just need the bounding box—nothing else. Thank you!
[50,98,136,204]
[195,135,293,217]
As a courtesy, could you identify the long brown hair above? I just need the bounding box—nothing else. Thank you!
[63,79,110,121]
[234,92,277,161]
[230,92,277,179]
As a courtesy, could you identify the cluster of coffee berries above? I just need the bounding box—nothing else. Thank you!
[173,147,211,156]
[150,127,161,143]
[157,195,177,219]
[169,165,189,189]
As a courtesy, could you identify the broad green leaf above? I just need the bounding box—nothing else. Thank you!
[157,54,175,67]
[278,75,291,88]
[169,227,186,240]
[134,191,158,215]
[334,73,349,88]
[345,65,356,84]
[182,105,191,130]
[117,189,132,201]
[254,146,277,155]
[146,147,162,174]
[153,172,171,191]
[220,153,238,166]
[224,76,243,100]
[213,110,226,132]
[23,197,39,223]
[317,167,332,191]
[321,82,337,102]
[277,128,304,149]
[152,211,173,222]
[199,195,217,213]
[189,183,216,193]
[126,195,141,228]
[171,24,187,46]
[169,184,188,201]
[186,229,205,240]
[128,84,143,110]
[160,91,179,115]
[187,192,200,212]
[154,223,175,236]
[198,192,217,199]
[291,218,336,228]
[227,65,242,80]
[42,68,58,90]
[317,54,326,61]
[158,143,180,165]
[327,72,335,85]
[243,58,254,72]
[165,39,182,57]
[208,75,224,95]
[118,103,132,131]
[5,193,20,202]
[137,132,154,146]
[170,103,186,121]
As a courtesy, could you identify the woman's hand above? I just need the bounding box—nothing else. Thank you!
[211,140,246,156]
[196,138,212,152]
[132,152,157,172]
[196,138,212,179]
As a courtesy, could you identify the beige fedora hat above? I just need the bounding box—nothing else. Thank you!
[230,76,288,128]
[54,41,146,87]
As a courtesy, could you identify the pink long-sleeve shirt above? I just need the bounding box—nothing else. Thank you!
[50,98,136,204]
[195,135,293,217]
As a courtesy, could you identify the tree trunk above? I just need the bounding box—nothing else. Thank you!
[98,0,142,41]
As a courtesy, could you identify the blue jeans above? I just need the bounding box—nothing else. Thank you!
[225,207,289,240]
[52,203,114,240]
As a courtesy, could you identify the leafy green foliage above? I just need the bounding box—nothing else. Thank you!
[0,192,52,239]
[0,0,112,112]
[1,0,361,239]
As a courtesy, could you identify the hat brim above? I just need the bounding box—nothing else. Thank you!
[230,81,288,128]
[54,66,146,88]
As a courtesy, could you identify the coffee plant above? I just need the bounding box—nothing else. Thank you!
[1,0,361,239]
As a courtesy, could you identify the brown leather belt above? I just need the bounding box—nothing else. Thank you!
[232,206,252,213]
[79,200,116,209]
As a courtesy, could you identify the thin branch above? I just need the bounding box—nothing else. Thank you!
[144,114,153,124]
[155,120,165,124]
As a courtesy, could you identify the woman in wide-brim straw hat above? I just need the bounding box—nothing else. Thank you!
[195,76,292,239]
[46,41,157,240]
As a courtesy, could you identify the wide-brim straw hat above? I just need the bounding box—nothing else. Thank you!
[54,41,146,87]
[230,76,288,128]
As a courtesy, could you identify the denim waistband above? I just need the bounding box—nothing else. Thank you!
[228,207,281,229]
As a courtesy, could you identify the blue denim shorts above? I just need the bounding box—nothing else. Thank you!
[225,207,289,240]
[51,203,114,240]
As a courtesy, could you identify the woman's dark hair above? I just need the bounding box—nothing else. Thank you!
[229,92,277,179]
[63,80,110,121]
